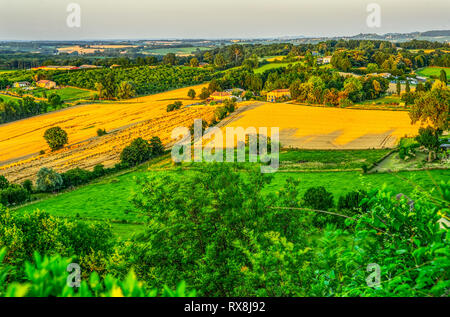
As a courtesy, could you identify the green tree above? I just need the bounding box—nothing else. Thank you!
[189,58,199,67]
[214,54,226,69]
[163,53,177,66]
[415,126,441,162]
[36,167,63,192]
[0,176,9,190]
[149,136,164,156]
[48,94,62,107]
[120,138,152,166]
[43,126,68,151]
[116,81,136,100]
[440,69,447,85]
[187,89,196,100]
[396,81,401,96]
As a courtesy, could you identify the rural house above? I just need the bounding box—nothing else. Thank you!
[210,91,233,101]
[13,81,30,88]
[36,80,57,89]
[322,56,332,64]
[267,89,291,102]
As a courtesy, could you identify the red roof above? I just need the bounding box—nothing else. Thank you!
[211,91,231,97]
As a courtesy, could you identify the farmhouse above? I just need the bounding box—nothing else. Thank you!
[13,81,30,88]
[322,56,332,64]
[36,80,57,89]
[210,91,233,101]
[267,89,291,102]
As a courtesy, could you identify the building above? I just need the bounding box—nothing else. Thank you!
[267,89,291,102]
[210,91,233,101]
[36,80,57,89]
[322,56,332,64]
[13,81,30,88]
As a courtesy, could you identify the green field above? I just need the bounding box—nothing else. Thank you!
[26,87,95,102]
[254,61,303,74]
[416,67,449,80]
[16,156,449,239]
[279,149,390,171]
[0,93,22,102]
[143,46,211,56]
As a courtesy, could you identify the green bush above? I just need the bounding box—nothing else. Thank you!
[36,167,63,192]
[0,184,29,206]
[120,138,152,166]
[0,176,9,190]
[43,126,68,151]
[302,186,334,211]
[337,190,368,212]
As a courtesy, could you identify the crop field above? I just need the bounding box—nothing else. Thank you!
[209,102,423,150]
[254,61,303,74]
[0,84,215,183]
[16,157,449,239]
[416,66,450,80]
[143,46,211,56]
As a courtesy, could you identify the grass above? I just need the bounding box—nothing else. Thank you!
[25,87,95,102]
[254,61,302,74]
[0,94,22,102]
[279,149,391,171]
[416,67,449,80]
[143,46,210,56]
[16,156,449,239]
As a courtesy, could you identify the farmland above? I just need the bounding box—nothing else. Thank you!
[210,102,423,149]
[416,66,450,80]
[0,84,214,183]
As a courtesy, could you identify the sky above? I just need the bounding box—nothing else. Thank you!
[0,0,449,40]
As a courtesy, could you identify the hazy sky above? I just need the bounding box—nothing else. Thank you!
[0,0,449,40]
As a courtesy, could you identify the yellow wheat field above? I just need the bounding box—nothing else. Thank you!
[0,85,214,182]
[207,102,423,150]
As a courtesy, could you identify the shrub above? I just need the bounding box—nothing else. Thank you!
[337,190,368,212]
[0,184,29,206]
[149,136,164,156]
[166,101,182,112]
[48,94,62,107]
[92,164,106,178]
[0,176,9,190]
[43,127,68,151]
[21,180,33,193]
[61,168,92,188]
[187,89,196,99]
[96,128,107,136]
[214,106,228,121]
[120,138,152,166]
[36,167,63,192]
[302,186,334,211]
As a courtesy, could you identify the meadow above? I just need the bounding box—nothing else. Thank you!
[254,61,302,74]
[16,155,449,239]
[416,66,449,80]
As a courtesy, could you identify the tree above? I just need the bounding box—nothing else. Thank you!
[409,81,449,131]
[214,54,226,69]
[416,126,442,162]
[187,89,196,100]
[302,186,334,211]
[120,137,152,166]
[149,136,164,156]
[199,88,210,100]
[396,81,401,96]
[48,94,62,107]
[163,53,177,66]
[36,167,63,192]
[0,176,9,190]
[116,81,136,100]
[440,69,447,85]
[405,80,410,93]
[94,82,104,100]
[44,127,68,151]
[189,58,199,67]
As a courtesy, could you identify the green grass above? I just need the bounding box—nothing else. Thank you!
[16,159,449,239]
[279,149,391,171]
[360,95,402,105]
[0,93,22,102]
[254,61,302,74]
[27,87,95,102]
[143,46,210,56]
[416,67,450,80]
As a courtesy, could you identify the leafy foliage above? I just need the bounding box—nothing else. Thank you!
[43,126,68,151]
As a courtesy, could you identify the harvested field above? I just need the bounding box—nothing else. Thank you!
[0,85,214,182]
[208,102,423,150]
